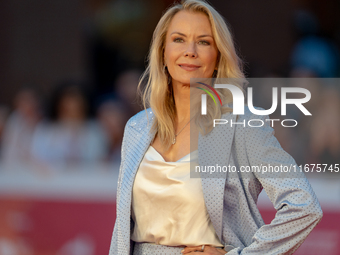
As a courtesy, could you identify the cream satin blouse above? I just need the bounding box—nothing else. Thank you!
[130,145,223,247]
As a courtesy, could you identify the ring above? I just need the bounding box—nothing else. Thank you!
[201,245,205,252]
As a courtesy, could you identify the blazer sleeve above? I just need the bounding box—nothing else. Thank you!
[226,113,323,255]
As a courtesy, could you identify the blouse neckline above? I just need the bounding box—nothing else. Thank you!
[149,145,198,163]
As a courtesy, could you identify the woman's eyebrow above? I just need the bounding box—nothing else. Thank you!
[197,34,213,38]
[170,32,213,38]
[170,32,187,37]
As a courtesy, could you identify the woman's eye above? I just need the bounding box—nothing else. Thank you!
[174,38,184,43]
[198,40,210,45]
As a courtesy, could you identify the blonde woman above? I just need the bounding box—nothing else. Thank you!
[109,0,322,254]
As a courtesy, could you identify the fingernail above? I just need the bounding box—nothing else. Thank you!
[181,249,184,253]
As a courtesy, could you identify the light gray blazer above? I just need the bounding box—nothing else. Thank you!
[109,105,323,255]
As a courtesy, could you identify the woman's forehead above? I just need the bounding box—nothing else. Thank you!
[167,10,212,36]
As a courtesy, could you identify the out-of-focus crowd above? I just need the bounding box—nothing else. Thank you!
[1,76,339,174]
[0,69,144,172]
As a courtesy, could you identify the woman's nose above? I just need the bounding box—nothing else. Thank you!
[184,42,197,58]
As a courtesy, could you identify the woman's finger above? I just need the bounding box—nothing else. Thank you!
[181,245,207,254]
[182,245,226,255]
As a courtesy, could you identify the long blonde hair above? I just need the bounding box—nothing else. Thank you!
[138,0,245,150]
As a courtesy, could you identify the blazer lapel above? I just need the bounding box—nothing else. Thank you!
[118,110,156,254]
[198,112,237,243]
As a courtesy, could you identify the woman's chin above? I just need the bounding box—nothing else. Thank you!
[173,77,206,87]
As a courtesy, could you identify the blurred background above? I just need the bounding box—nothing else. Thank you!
[0,0,339,254]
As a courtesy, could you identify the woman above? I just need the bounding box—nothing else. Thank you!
[109,0,323,254]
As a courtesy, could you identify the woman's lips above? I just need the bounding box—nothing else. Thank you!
[178,64,200,71]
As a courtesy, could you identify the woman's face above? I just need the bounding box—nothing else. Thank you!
[164,10,218,87]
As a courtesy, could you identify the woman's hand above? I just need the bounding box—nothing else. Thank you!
[181,245,226,254]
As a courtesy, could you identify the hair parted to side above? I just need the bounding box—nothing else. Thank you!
[137,0,245,150]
